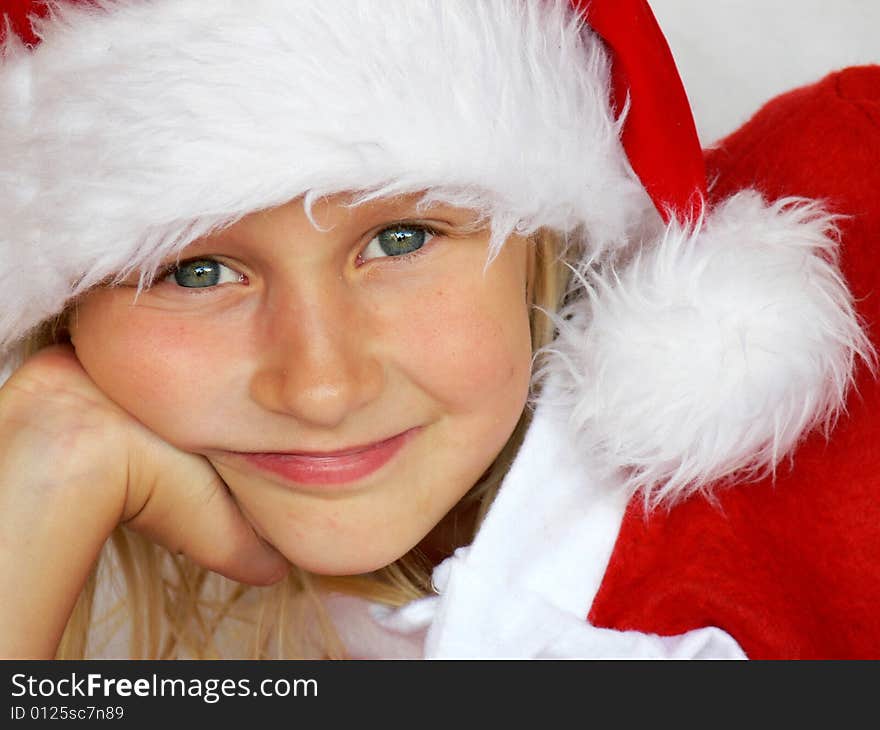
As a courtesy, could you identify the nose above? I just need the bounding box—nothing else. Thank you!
[249,281,385,430]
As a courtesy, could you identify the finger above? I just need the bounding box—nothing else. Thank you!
[124,441,289,586]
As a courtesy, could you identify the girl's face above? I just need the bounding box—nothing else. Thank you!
[68,194,534,575]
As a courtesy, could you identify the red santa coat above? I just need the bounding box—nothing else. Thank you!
[590,65,880,659]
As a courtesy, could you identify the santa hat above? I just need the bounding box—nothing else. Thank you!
[0,0,869,504]
[589,66,880,658]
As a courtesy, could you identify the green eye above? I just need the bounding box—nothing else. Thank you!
[163,259,242,288]
[361,225,434,262]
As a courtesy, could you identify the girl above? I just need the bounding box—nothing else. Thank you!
[1,0,877,659]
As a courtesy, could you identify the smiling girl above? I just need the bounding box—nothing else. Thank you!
[70,193,539,579]
[1,0,877,659]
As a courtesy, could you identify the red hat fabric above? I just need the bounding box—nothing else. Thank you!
[582,0,708,223]
[1,0,48,48]
[589,66,880,658]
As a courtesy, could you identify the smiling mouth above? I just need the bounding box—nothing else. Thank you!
[230,427,421,487]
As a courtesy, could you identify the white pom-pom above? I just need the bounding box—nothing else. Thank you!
[537,191,873,507]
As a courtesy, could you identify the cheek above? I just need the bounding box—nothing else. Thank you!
[69,293,231,448]
[382,257,533,416]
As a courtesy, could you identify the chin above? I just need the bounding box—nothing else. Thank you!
[271,536,416,578]
[288,552,406,578]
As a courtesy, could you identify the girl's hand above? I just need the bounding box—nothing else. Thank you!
[0,343,288,658]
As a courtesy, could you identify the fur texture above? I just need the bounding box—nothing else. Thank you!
[590,67,880,658]
[0,1,869,510]
[0,0,646,363]
[537,191,872,506]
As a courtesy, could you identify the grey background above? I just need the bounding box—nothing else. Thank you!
[650,0,880,144]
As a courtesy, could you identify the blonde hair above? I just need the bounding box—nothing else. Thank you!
[20,229,571,659]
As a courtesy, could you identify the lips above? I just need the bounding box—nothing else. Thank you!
[233,427,420,486]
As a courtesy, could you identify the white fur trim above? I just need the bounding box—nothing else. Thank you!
[0,0,648,363]
[537,191,874,506]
